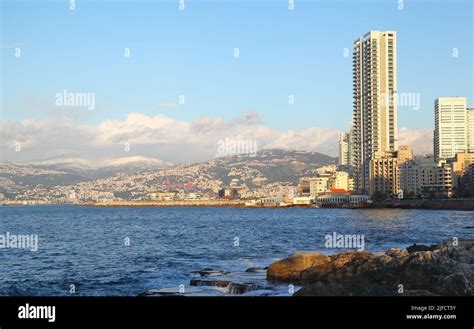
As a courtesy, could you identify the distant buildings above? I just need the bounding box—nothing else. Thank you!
[218,188,238,199]
[338,132,350,165]
[434,97,473,162]
[297,179,310,196]
[352,31,398,193]
[399,157,453,198]
[334,171,350,191]
[449,153,474,196]
[307,167,353,198]
[368,146,412,197]
[147,191,204,201]
[309,173,332,197]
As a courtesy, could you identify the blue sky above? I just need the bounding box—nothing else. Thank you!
[2,0,472,130]
[0,0,473,163]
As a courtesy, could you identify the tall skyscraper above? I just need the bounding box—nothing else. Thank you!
[352,31,398,193]
[434,97,468,162]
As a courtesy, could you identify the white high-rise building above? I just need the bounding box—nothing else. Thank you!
[338,132,350,165]
[352,31,398,193]
[434,97,469,162]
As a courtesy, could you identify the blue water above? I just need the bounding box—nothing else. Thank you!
[0,206,472,296]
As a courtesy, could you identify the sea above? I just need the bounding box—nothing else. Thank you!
[0,205,472,296]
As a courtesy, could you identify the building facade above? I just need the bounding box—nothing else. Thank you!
[398,156,454,198]
[434,97,468,162]
[352,31,398,193]
[338,132,350,166]
[309,174,332,197]
[334,171,350,191]
[368,151,399,196]
[448,153,474,196]
[468,108,474,153]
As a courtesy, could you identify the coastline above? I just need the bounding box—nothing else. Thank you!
[2,198,473,210]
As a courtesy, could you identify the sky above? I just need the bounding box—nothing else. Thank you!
[1,0,473,163]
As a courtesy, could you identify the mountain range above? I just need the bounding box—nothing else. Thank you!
[1,149,337,199]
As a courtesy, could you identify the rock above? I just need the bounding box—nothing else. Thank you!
[245,266,268,273]
[191,268,230,277]
[137,287,189,297]
[270,239,473,296]
[294,281,346,296]
[401,290,439,296]
[434,273,471,296]
[138,290,185,297]
[295,281,395,296]
[219,282,265,294]
[267,252,330,282]
[300,251,374,283]
[189,279,231,288]
[406,243,437,253]
[385,248,409,258]
[189,279,266,294]
[329,251,373,267]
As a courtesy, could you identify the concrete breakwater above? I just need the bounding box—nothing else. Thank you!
[81,200,247,207]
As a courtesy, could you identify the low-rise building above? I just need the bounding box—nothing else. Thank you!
[309,173,332,197]
[334,171,350,191]
[369,151,399,197]
[260,197,283,206]
[448,153,474,196]
[398,156,454,198]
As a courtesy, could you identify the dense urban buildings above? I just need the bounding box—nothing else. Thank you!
[398,157,454,198]
[368,146,412,196]
[352,31,398,194]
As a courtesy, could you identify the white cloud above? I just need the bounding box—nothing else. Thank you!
[398,127,433,155]
[0,111,434,164]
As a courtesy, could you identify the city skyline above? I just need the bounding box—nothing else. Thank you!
[1,0,473,164]
[1,0,473,316]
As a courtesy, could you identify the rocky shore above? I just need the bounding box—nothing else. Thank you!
[139,240,473,297]
[267,239,473,296]
[374,199,474,211]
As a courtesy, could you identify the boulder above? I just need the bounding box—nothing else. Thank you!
[299,251,373,283]
[267,252,330,282]
[269,239,473,296]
